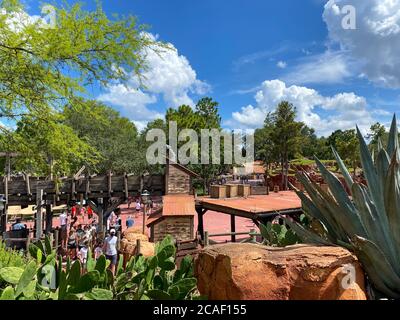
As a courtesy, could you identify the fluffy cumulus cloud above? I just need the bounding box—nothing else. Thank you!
[228,79,373,136]
[323,0,400,88]
[98,33,209,130]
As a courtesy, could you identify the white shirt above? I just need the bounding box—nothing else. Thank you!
[60,213,67,226]
[104,236,118,256]
[94,247,103,259]
[79,247,88,263]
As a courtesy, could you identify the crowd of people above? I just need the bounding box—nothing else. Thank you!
[8,196,156,275]
[59,202,140,275]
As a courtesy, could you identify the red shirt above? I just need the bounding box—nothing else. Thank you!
[71,206,77,217]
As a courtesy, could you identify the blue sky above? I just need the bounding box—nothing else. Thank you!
[23,0,400,136]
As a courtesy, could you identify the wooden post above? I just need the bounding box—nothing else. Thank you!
[196,207,206,241]
[54,229,59,251]
[26,235,31,258]
[108,171,113,197]
[36,189,43,240]
[49,232,54,248]
[124,173,129,200]
[117,231,121,251]
[45,204,53,234]
[142,203,147,235]
[136,239,141,256]
[98,198,104,239]
[204,231,209,247]
[231,214,236,243]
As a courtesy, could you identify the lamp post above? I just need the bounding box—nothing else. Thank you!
[0,194,7,234]
[141,190,150,235]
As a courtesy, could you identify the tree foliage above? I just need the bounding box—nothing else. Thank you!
[0,0,157,117]
[63,100,145,175]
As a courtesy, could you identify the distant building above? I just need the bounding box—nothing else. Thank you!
[233,161,265,180]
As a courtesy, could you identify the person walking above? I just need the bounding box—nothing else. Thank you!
[103,229,118,275]
[67,228,78,260]
[135,199,141,218]
[126,215,134,229]
[59,211,68,250]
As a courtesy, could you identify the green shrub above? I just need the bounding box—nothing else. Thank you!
[0,235,200,300]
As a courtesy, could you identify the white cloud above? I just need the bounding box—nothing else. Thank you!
[282,51,352,85]
[227,79,374,136]
[0,7,47,33]
[323,0,400,88]
[277,61,287,69]
[98,33,210,129]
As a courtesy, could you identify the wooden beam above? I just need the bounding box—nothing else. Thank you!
[85,176,90,199]
[36,189,43,240]
[73,166,86,180]
[231,215,236,243]
[124,173,129,200]
[108,171,113,197]
[196,206,206,241]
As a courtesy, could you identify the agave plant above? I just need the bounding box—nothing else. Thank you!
[286,115,400,299]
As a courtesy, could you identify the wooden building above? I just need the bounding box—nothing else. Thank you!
[147,194,195,243]
[164,157,199,195]
[147,159,199,242]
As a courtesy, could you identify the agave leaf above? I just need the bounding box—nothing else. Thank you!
[331,146,354,192]
[295,190,342,242]
[383,154,400,265]
[284,218,332,246]
[297,172,352,240]
[357,126,389,228]
[352,236,400,297]
[376,148,390,193]
[377,137,384,153]
[387,115,399,160]
[351,183,394,262]
[315,158,367,237]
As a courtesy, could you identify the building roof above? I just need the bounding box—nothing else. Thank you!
[147,194,196,226]
[197,191,301,218]
[7,205,35,216]
[167,156,201,179]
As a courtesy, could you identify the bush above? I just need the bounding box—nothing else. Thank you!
[0,235,200,300]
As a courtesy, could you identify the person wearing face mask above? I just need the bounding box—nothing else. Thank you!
[103,228,118,274]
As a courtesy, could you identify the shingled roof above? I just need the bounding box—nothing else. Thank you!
[146,194,196,226]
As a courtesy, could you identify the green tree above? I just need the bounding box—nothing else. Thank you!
[63,100,145,175]
[10,112,98,176]
[254,113,279,190]
[270,101,304,190]
[300,126,318,158]
[0,0,159,119]
[367,122,388,153]
[163,98,227,193]
[335,129,359,177]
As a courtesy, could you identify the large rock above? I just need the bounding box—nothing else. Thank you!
[120,227,155,264]
[195,243,367,300]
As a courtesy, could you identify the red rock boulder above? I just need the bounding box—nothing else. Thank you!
[195,243,367,300]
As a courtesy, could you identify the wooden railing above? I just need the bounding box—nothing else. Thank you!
[203,229,261,246]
